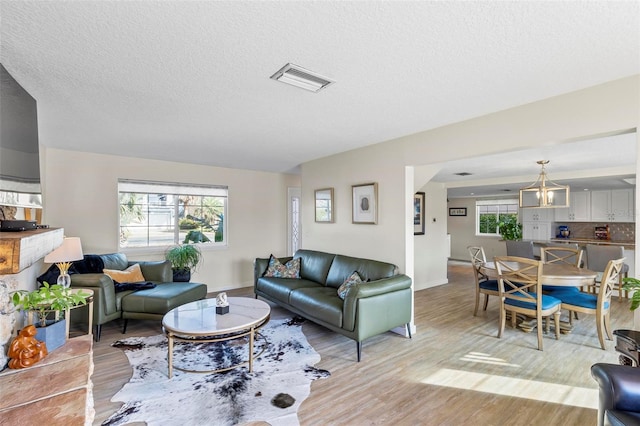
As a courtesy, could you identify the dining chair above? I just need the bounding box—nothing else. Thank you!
[540,246,582,267]
[551,258,624,349]
[505,240,536,259]
[585,244,629,301]
[540,246,584,293]
[540,246,584,322]
[494,256,562,350]
[468,246,499,316]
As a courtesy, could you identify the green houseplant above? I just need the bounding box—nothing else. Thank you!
[622,277,640,311]
[11,282,90,351]
[498,215,523,241]
[165,244,203,282]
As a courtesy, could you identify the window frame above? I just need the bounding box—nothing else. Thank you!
[118,179,228,251]
[475,199,519,237]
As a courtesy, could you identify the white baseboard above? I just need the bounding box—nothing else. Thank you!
[414,279,449,292]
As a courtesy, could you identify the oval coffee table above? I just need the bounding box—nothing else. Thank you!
[162,297,271,378]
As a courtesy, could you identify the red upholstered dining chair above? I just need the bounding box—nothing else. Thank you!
[494,256,562,351]
[468,246,499,316]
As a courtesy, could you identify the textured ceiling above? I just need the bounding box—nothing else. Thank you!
[1,1,639,174]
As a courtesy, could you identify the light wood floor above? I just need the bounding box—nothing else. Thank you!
[91,262,634,425]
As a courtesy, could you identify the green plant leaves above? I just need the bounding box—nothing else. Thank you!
[498,215,523,241]
[165,244,202,272]
[622,277,640,311]
[10,282,90,327]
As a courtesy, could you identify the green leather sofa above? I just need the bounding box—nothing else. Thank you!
[70,253,207,341]
[254,249,412,361]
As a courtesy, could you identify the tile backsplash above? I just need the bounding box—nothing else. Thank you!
[562,222,635,241]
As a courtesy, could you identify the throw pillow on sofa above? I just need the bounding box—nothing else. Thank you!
[263,254,301,279]
[103,263,146,283]
[337,271,363,299]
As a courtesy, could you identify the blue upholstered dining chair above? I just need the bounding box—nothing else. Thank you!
[494,256,562,350]
[540,246,584,322]
[550,258,624,350]
[468,246,499,316]
[540,246,583,293]
[585,244,630,301]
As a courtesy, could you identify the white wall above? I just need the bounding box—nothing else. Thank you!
[447,198,508,262]
[413,181,449,290]
[300,76,639,322]
[300,144,407,267]
[42,148,300,292]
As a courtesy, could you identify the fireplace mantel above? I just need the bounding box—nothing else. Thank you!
[0,228,63,274]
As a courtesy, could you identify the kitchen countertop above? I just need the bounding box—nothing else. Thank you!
[547,238,635,250]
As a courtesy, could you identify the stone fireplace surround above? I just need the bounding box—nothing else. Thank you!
[0,228,63,369]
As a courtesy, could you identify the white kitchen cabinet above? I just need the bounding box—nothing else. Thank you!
[522,208,552,241]
[521,208,551,222]
[611,189,635,222]
[591,189,634,222]
[522,221,551,241]
[555,191,591,222]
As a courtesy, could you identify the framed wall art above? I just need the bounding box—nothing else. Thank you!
[352,182,377,224]
[449,207,467,217]
[314,188,334,223]
[414,192,425,235]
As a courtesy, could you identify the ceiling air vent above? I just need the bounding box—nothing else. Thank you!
[270,63,334,93]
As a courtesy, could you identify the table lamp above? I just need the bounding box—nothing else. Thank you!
[44,237,84,288]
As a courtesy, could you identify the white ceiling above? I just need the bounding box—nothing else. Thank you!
[0,1,639,174]
[435,131,638,198]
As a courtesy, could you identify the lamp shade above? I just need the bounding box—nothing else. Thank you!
[44,237,84,264]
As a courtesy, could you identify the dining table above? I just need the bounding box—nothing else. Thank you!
[481,261,597,287]
[480,260,598,333]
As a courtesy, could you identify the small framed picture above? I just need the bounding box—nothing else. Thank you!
[449,207,467,217]
[314,188,334,223]
[414,192,425,235]
[352,183,377,224]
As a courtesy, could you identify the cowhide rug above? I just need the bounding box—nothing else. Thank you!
[103,317,330,426]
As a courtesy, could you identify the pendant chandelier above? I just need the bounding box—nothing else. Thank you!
[519,160,570,208]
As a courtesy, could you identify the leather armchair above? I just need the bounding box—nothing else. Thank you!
[70,253,206,341]
[591,363,640,426]
[70,257,172,341]
[69,272,124,341]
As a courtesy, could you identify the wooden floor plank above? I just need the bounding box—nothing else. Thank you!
[91,261,634,425]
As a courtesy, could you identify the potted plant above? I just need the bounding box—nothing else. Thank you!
[622,277,640,311]
[11,282,90,351]
[498,215,523,241]
[165,244,203,282]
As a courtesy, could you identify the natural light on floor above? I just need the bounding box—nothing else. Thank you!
[421,367,598,409]
[460,351,521,367]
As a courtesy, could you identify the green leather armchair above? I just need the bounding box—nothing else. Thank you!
[70,253,207,341]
